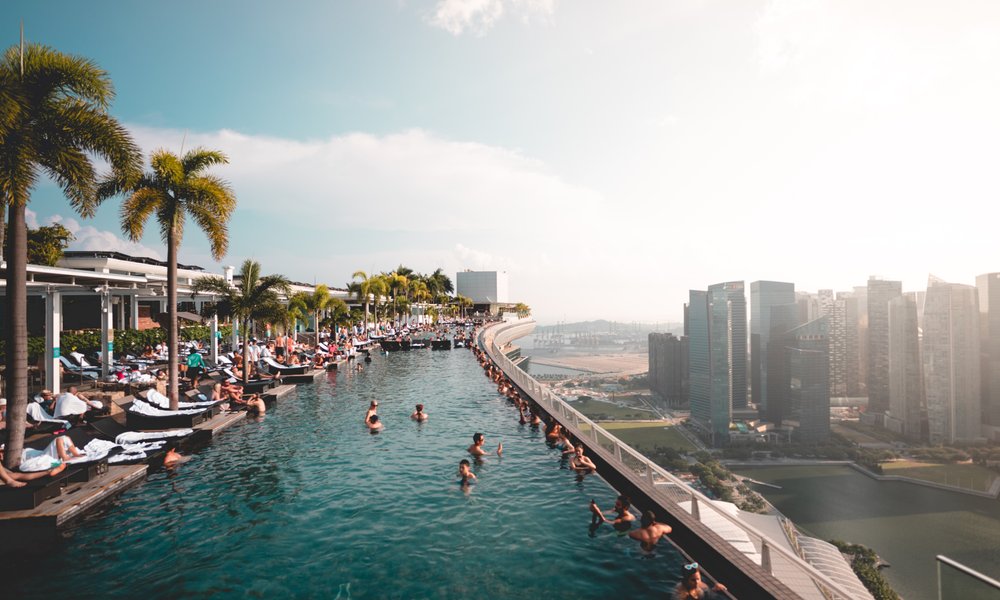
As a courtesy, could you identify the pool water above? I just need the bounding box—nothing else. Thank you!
[8,349,684,598]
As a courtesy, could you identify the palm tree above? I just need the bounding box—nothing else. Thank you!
[514,302,531,318]
[0,43,141,468]
[102,148,236,410]
[430,267,454,295]
[286,293,309,337]
[298,283,331,334]
[369,274,389,327]
[193,259,290,386]
[388,272,409,320]
[351,271,375,331]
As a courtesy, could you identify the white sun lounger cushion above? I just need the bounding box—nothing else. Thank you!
[129,399,209,416]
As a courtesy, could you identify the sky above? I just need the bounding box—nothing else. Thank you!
[7,0,1000,324]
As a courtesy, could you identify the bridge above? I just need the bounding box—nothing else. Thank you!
[480,319,867,600]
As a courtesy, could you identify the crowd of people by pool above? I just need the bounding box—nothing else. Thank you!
[470,337,729,599]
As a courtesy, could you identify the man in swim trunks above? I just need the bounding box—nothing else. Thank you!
[629,510,672,555]
[467,432,502,457]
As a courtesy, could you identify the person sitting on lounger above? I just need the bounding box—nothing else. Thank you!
[468,432,502,457]
[0,445,66,487]
[54,386,104,420]
[367,414,382,432]
[570,445,597,473]
[411,404,428,421]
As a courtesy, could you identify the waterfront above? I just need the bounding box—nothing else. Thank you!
[7,349,683,599]
[735,464,1000,600]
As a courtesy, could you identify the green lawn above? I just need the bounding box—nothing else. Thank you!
[598,421,698,453]
[882,460,998,492]
[567,397,656,421]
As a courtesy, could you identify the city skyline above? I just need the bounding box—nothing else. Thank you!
[8,1,1000,323]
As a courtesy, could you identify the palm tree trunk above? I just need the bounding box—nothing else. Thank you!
[3,202,28,469]
[0,201,6,263]
[363,299,369,332]
[167,230,180,411]
[242,318,250,387]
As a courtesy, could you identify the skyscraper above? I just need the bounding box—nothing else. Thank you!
[764,303,799,425]
[648,332,688,408]
[976,273,1000,426]
[750,281,795,413]
[867,277,903,416]
[923,277,981,444]
[686,287,736,443]
[820,292,861,398]
[786,317,831,444]
[887,293,923,439]
[708,281,747,410]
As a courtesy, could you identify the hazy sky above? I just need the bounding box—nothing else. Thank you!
[8,0,1000,324]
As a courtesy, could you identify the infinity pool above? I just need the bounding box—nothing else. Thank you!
[8,349,683,598]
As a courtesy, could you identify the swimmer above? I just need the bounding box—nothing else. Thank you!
[458,459,476,484]
[411,403,428,422]
[629,510,672,555]
[674,563,727,600]
[367,414,383,432]
[364,400,378,423]
[569,445,597,473]
[163,446,182,467]
[467,432,502,457]
[593,495,635,531]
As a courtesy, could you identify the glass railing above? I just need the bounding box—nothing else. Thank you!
[481,319,862,600]
[937,555,1000,599]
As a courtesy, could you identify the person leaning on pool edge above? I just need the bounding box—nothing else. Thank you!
[673,562,727,600]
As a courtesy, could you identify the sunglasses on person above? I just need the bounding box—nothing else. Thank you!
[684,562,699,571]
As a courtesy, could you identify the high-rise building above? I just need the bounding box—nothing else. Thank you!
[648,332,688,408]
[765,303,801,425]
[887,293,923,439]
[455,270,509,304]
[708,281,747,410]
[796,291,820,326]
[923,277,981,444]
[820,292,861,398]
[976,273,1000,426]
[854,285,869,397]
[750,281,795,412]
[686,287,735,443]
[867,277,903,415]
[786,317,831,444]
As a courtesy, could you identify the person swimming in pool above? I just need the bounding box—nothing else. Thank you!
[458,459,476,485]
[410,403,428,421]
[467,432,502,457]
[629,510,672,555]
[367,414,383,432]
[569,445,597,473]
[364,400,378,423]
[590,494,636,531]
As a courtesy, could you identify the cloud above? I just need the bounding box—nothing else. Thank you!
[427,0,556,36]
[128,125,604,234]
[46,214,164,261]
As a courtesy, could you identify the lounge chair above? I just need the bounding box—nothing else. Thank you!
[125,399,215,430]
[261,357,310,376]
[221,369,275,394]
[59,355,99,380]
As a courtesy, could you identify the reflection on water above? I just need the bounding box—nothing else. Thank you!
[8,349,684,599]
[736,465,1000,600]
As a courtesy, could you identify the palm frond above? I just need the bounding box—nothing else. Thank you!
[182,148,228,175]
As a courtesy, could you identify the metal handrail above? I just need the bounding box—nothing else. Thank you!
[481,319,860,600]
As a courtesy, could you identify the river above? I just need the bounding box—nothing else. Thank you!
[734,465,1000,600]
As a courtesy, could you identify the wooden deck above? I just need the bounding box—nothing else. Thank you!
[192,409,249,439]
[0,464,148,542]
[263,384,297,402]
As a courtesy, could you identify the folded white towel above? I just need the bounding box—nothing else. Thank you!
[115,429,192,444]
[129,399,209,416]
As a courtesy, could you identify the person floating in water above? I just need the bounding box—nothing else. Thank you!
[629,510,672,556]
[467,432,502,457]
[367,414,383,432]
[364,400,378,423]
[458,459,476,485]
[411,403,428,422]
